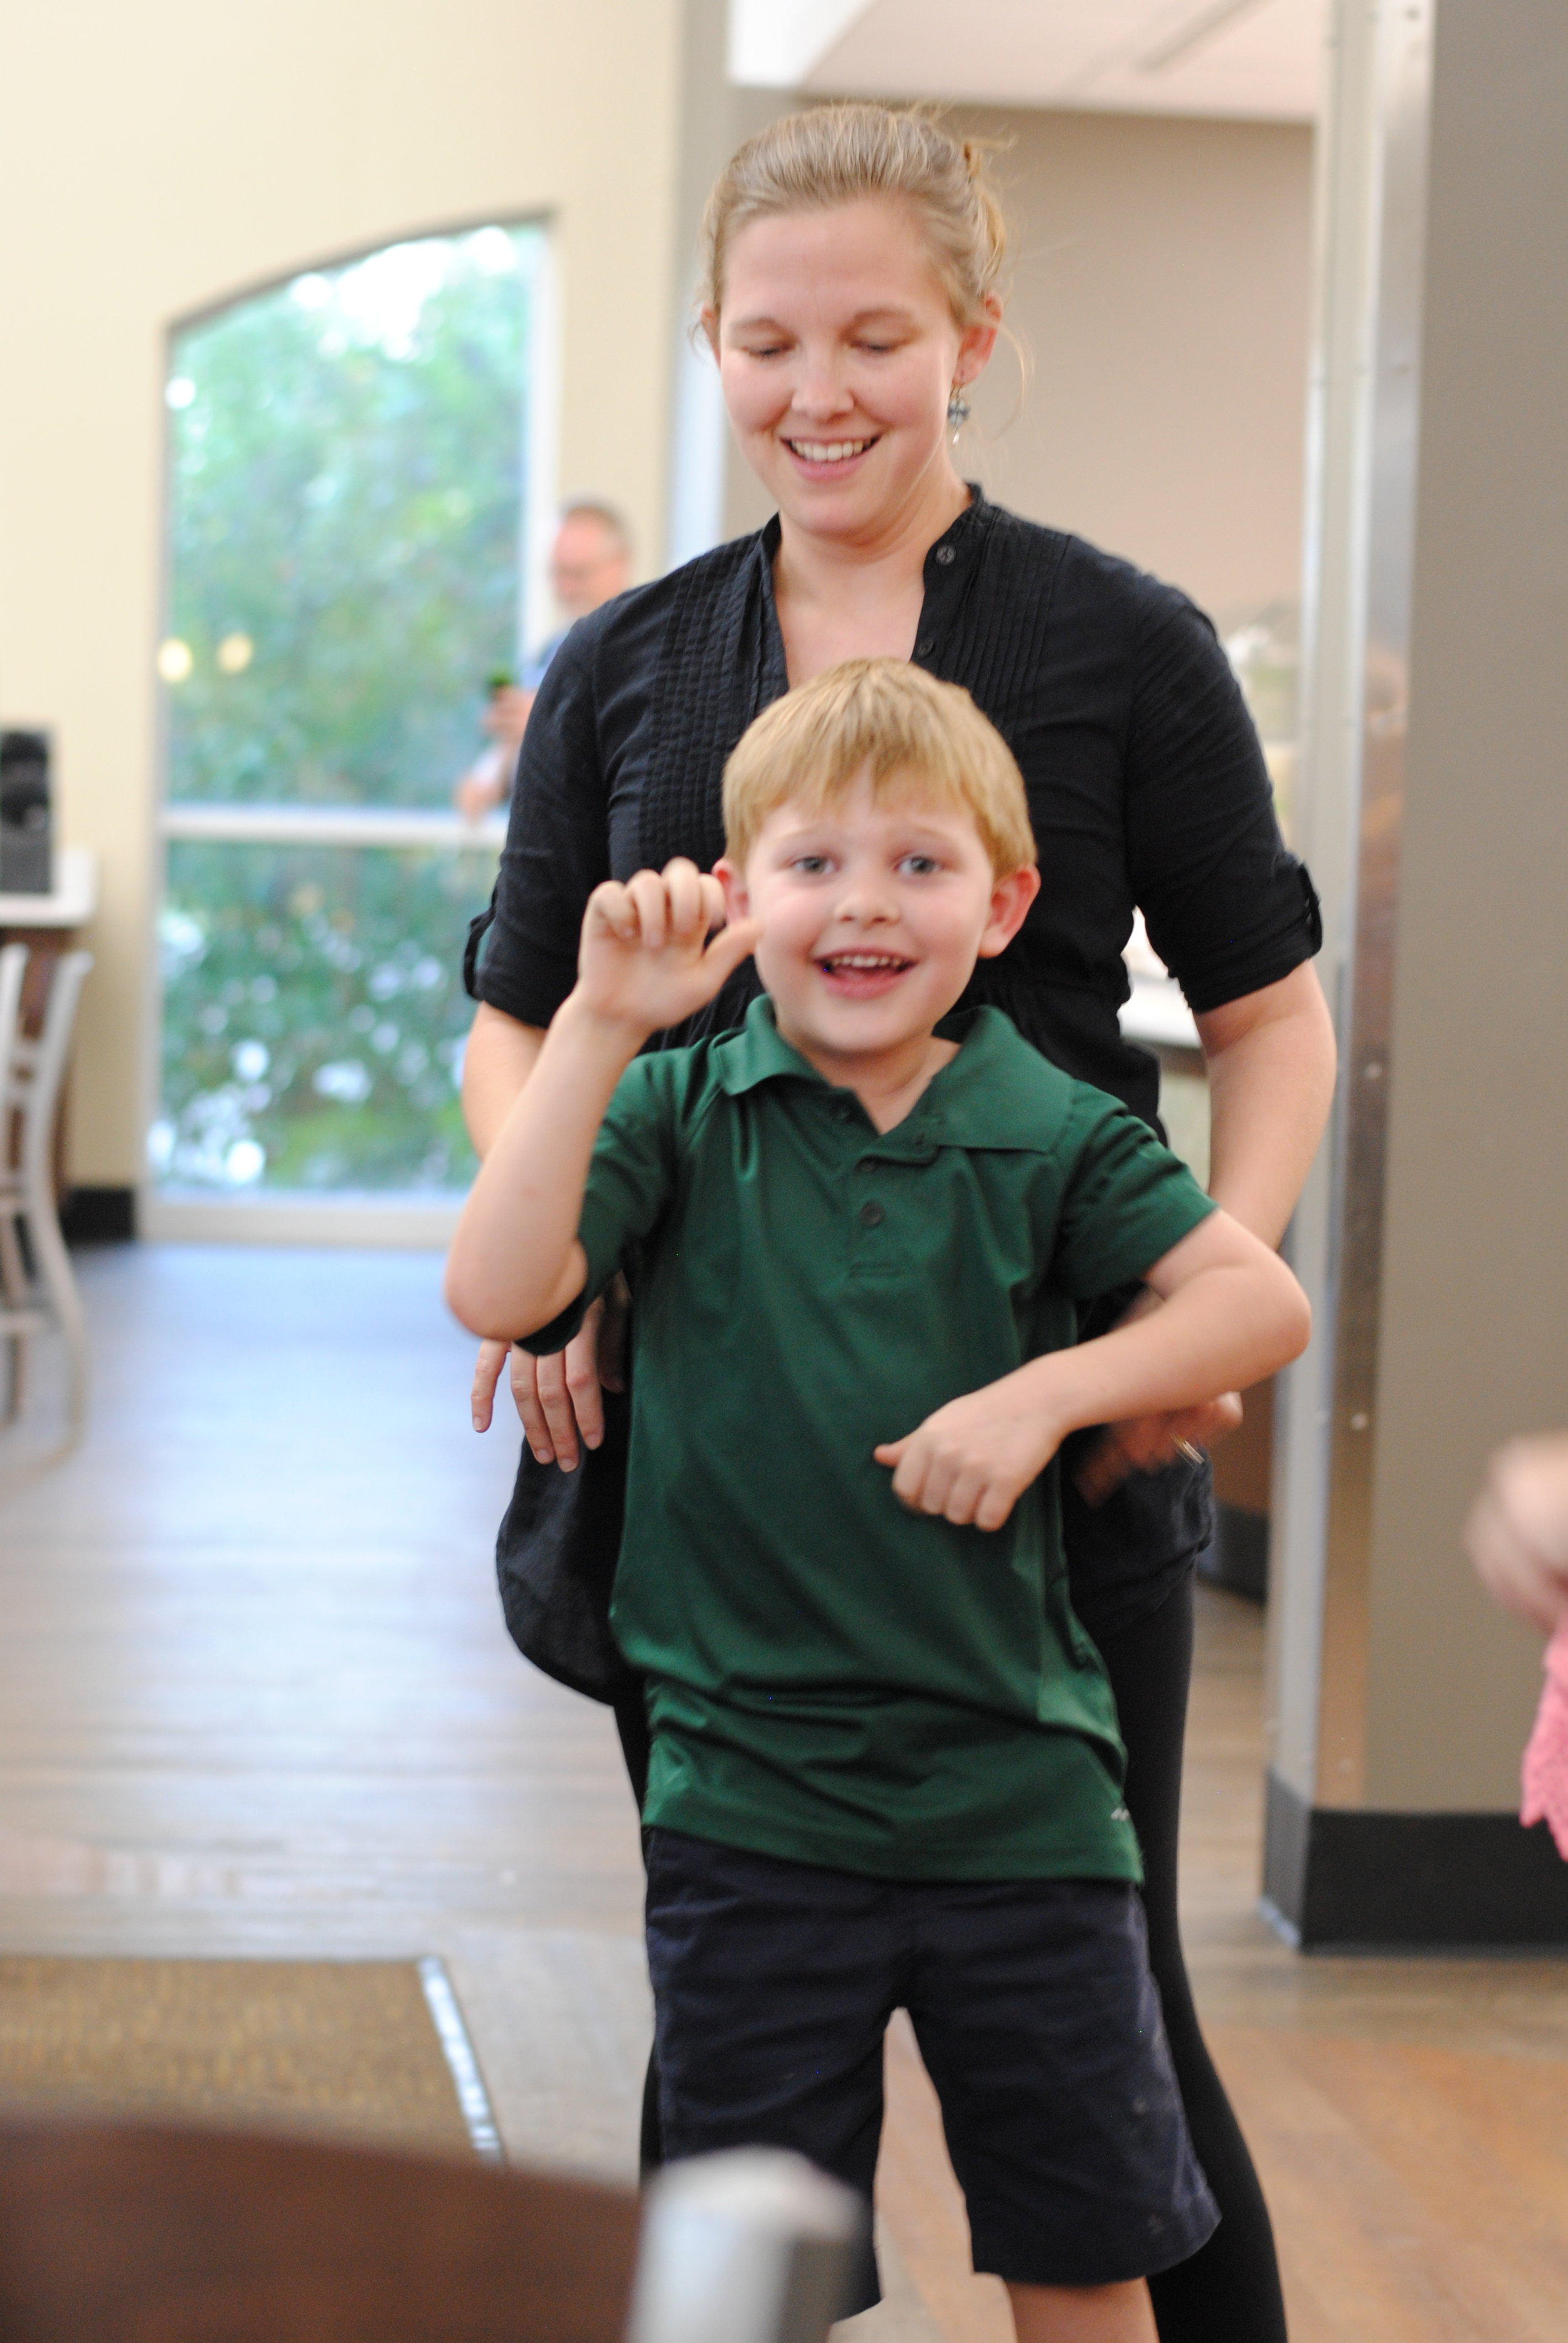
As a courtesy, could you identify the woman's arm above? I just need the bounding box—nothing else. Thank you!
[1081,961,1336,1491]
[1195,961,1337,1246]
[462,1001,546,1155]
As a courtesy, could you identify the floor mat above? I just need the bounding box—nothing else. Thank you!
[0,1954,491,2158]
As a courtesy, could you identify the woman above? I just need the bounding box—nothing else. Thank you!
[462,106,1335,2343]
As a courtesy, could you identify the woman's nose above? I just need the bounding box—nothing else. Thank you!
[792,355,855,419]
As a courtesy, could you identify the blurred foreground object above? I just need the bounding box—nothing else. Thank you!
[0,2118,638,2342]
[1466,1435,1568,1635]
[627,2150,866,2343]
[1521,1623,1568,1859]
[1467,1437,1568,1861]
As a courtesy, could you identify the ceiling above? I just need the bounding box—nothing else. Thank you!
[728,0,1328,122]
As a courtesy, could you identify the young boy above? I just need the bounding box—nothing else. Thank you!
[446,661,1310,2343]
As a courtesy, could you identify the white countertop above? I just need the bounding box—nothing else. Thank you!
[0,846,98,928]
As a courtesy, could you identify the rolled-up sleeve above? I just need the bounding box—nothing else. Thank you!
[472,629,608,1029]
[1126,588,1321,1016]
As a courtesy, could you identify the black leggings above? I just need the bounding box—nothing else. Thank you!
[610,1570,1286,2343]
[1094,1574,1287,2343]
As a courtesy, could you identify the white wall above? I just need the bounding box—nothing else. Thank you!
[0,0,682,1186]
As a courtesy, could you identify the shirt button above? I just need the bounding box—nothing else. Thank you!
[916,635,935,656]
[935,545,956,566]
[858,1200,885,1228]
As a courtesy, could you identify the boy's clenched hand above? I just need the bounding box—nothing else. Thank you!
[578,858,760,1039]
[875,1384,1064,1534]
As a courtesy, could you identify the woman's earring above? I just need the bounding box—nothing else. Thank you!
[947,383,972,438]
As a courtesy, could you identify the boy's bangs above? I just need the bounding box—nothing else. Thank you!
[721,658,1037,875]
[784,744,977,831]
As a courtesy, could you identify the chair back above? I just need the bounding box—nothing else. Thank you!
[0,2118,640,2343]
[0,943,25,1129]
[8,950,91,1189]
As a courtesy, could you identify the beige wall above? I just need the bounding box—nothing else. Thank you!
[0,0,681,1186]
[727,104,1315,631]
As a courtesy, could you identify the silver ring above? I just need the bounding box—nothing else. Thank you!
[1174,1438,1204,1466]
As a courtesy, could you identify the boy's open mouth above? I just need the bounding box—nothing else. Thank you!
[815,950,913,997]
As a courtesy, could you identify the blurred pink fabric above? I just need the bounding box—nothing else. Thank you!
[1521,1616,1568,1857]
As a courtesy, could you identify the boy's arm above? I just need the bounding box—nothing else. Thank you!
[444,860,759,1342]
[874,1209,1310,1533]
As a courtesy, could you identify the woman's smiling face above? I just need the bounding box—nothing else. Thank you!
[707,197,998,546]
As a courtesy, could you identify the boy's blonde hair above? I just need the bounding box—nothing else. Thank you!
[722,660,1036,878]
[701,104,1008,333]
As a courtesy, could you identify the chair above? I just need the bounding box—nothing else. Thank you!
[0,943,93,1432]
[0,2118,642,2342]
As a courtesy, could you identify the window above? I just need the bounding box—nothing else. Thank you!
[151,225,550,1214]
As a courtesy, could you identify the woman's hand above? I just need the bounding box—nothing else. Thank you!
[874,1379,1066,1534]
[1466,1436,1568,1635]
[469,1282,630,1469]
[1071,1285,1241,1505]
[1074,1393,1243,1507]
[578,859,759,1039]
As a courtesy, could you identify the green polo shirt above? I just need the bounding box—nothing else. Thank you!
[527,998,1215,1883]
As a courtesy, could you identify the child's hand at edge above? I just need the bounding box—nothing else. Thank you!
[577,858,761,1039]
[874,1384,1065,1534]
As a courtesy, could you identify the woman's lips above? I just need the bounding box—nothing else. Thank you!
[781,433,879,479]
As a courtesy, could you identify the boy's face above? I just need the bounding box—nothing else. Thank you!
[717,772,1038,1077]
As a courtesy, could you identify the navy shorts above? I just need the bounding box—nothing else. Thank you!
[645,1829,1217,2303]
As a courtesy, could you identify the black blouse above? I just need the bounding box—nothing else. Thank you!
[467,491,1320,1637]
[469,488,1318,1132]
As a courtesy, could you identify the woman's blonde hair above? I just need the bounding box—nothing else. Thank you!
[722,659,1036,878]
[700,103,1008,331]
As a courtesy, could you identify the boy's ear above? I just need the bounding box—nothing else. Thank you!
[713,856,750,921]
[976,864,1041,960]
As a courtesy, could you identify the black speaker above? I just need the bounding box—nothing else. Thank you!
[0,730,53,895]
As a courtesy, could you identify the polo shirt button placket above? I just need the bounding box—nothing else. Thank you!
[858,1200,885,1229]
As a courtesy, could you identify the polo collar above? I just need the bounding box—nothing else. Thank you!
[714,993,1074,1154]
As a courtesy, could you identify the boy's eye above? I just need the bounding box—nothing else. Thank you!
[788,853,833,875]
[898,854,941,876]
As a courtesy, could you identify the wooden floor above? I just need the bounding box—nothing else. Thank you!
[3,1244,1567,2340]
